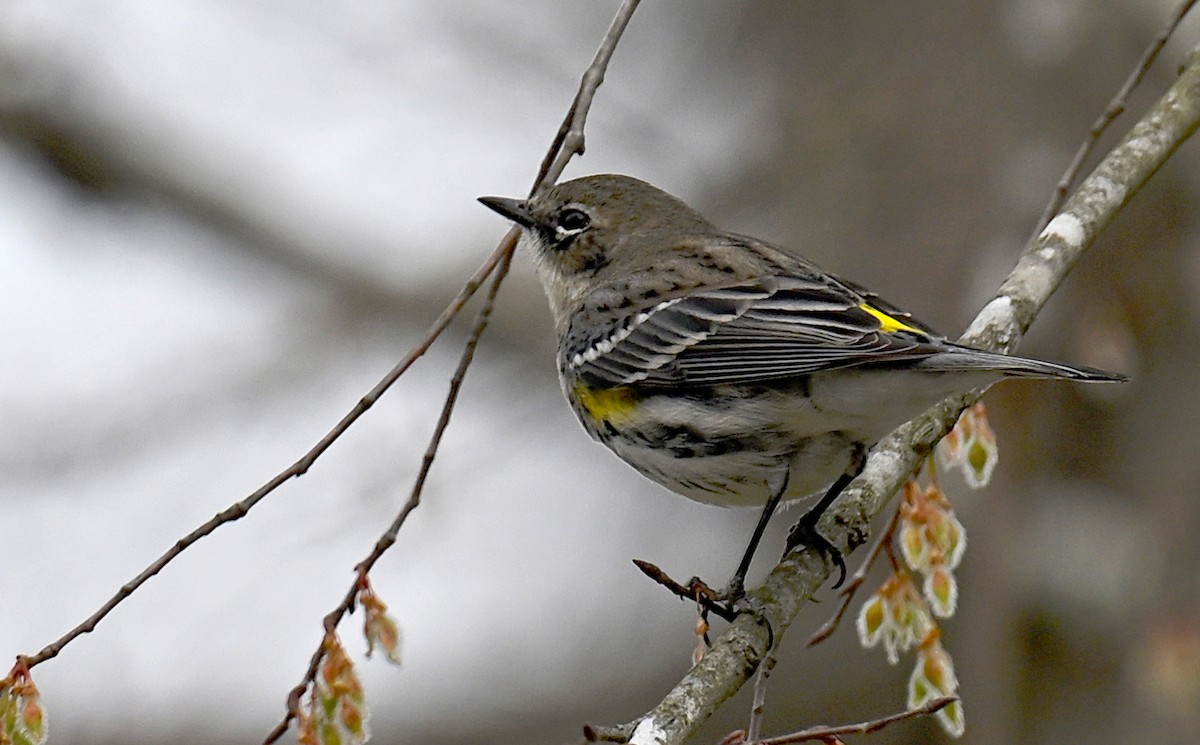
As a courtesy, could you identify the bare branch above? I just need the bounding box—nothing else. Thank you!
[15,230,516,671]
[585,722,637,743]
[756,696,957,745]
[12,0,643,701]
[744,652,777,745]
[262,239,517,744]
[263,2,645,741]
[712,698,956,745]
[632,560,738,623]
[618,40,1200,745]
[1030,0,1200,237]
[533,0,643,193]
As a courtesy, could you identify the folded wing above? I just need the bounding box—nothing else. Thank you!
[564,275,944,387]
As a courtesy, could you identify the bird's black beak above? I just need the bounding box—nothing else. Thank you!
[477,195,535,229]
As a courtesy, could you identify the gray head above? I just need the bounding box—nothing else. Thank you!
[479,175,716,318]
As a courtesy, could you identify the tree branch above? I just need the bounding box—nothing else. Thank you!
[262,2,645,741]
[262,241,516,744]
[534,0,642,192]
[757,696,957,745]
[1030,0,1199,238]
[14,231,514,671]
[10,0,645,721]
[618,43,1200,745]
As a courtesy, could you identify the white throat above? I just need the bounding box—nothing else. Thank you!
[518,228,593,332]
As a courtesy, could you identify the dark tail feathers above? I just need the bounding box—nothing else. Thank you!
[917,344,1127,382]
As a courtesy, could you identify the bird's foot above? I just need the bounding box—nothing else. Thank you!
[784,513,847,589]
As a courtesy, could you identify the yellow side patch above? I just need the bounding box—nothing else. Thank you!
[859,303,921,334]
[573,383,639,425]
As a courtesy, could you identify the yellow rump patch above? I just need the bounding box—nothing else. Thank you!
[573,383,639,425]
[859,303,921,334]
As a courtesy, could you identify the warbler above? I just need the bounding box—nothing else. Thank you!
[479,174,1123,594]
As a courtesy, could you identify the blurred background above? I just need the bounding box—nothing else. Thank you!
[3,1,1199,743]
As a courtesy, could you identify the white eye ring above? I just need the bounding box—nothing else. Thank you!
[555,207,591,237]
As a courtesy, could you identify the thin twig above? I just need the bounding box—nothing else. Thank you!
[263,2,645,741]
[805,505,903,647]
[262,243,516,744]
[1030,0,1199,238]
[755,696,957,745]
[533,0,642,192]
[632,560,738,622]
[15,231,516,671]
[745,652,777,745]
[14,0,641,701]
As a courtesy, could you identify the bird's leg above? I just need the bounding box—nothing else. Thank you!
[784,443,867,589]
[720,468,791,603]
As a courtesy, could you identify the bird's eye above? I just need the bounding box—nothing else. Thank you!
[556,208,591,233]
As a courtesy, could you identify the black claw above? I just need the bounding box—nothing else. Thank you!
[780,444,865,589]
[830,546,847,589]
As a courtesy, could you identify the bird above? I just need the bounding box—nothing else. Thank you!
[479,173,1124,598]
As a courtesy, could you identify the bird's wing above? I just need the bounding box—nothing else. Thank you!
[564,275,945,387]
[833,276,945,338]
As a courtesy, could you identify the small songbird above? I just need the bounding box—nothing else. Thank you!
[480,174,1124,596]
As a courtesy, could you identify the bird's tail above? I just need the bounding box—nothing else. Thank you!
[916,344,1127,382]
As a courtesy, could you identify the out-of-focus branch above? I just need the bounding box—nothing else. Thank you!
[617,44,1200,745]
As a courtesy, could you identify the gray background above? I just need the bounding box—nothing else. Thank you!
[2,2,1198,743]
